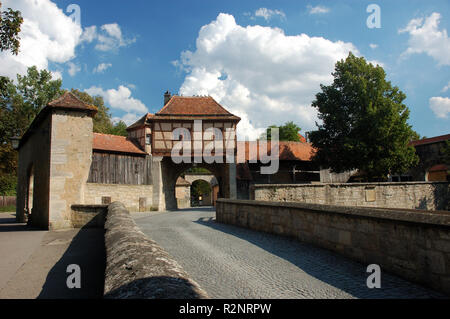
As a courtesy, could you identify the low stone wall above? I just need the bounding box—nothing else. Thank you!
[84,183,152,212]
[252,182,450,211]
[71,204,108,228]
[216,199,450,295]
[103,202,208,298]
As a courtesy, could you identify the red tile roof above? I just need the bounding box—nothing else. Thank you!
[237,141,316,162]
[428,164,448,172]
[48,91,98,113]
[127,113,154,130]
[410,134,450,147]
[155,96,240,120]
[176,176,191,186]
[92,133,146,155]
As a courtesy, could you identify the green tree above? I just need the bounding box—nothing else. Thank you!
[263,121,302,141]
[109,120,128,136]
[309,52,418,180]
[0,1,23,55]
[191,180,211,198]
[0,66,62,194]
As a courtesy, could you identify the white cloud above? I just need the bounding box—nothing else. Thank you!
[80,26,97,43]
[307,5,330,15]
[81,23,136,52]
[254,8,286,21]
[369,43,378,49]
[399,12,450,66]
[0,0,82,79]
[441,81,450,93]
[429,97,450,118]
[93,63,112,73]
[67,62,80,76]
[175,13,358,140]
[50,70,63,80]
[112,113,141,126]
[85,85,148,114]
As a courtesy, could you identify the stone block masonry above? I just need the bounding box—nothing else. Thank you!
[252,182,450,211]
[103,202,208,298]
[216,199,450,295]
[84,183,152,212]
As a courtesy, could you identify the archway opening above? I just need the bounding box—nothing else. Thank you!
[191,180,212,207]
[175,166,220,209]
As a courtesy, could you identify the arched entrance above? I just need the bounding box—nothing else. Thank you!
[157,157,234,211]
[175,167,220,209]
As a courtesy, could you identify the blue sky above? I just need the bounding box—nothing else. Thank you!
[1,0,449,140]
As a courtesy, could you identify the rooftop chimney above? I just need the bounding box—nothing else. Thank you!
[164,90,171,105]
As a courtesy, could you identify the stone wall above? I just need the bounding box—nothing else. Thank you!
[70,204,108,228]
[49,110,94,229]
[84,183,153,212]
[103,202,208,298]
[216,199,450,295]
[16,113,52,227]
[252,182,450,211]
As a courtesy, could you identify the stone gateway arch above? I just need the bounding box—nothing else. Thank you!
[15,91,240,229]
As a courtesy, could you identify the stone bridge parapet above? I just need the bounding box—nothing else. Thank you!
[216,199,450,295]
[103,202,208,298]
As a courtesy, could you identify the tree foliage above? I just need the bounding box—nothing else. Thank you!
[0,1,23,55]
[191,180,211,198]
[0,66,129,193]
[263,121,302,141]
[309,52,419,180]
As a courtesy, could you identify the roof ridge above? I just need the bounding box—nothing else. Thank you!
[93,132,127,138]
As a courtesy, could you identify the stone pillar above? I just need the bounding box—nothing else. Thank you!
[228,163,237,199]
[150,156,165,211]
[48,110,94,229]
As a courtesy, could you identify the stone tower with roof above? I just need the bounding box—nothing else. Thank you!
[15,91,240,229]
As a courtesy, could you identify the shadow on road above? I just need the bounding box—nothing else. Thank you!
[0,213,42,233]
[37,225,106,299]
[194,215,444,299]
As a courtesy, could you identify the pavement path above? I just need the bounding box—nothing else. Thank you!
[0,213,105,299]
[133,207,446,299]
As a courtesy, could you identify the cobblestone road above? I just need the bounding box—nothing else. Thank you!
[134,207,445,299]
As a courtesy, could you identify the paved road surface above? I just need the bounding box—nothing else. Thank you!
[134,207,445,299]
[0,213,105,299]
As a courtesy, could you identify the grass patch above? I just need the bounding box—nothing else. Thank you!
[0,205,15,213]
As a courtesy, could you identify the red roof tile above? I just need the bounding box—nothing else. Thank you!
[176,176,191,186]
[410,134,450,147]
[428,164,448,172]
[155,96,240,120]
[92,133,146,155]
[127,113,154,130]
[48,91,97,113]
[237,141,316,162]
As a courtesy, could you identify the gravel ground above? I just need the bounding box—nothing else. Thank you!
[133,207,445,299]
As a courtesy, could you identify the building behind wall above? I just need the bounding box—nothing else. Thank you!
[16,91,241,229]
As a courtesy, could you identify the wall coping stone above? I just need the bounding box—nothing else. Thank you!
[216,199,450,227]
[71,204,109,210]
[103,201,208,299]
[252,181,450,188]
